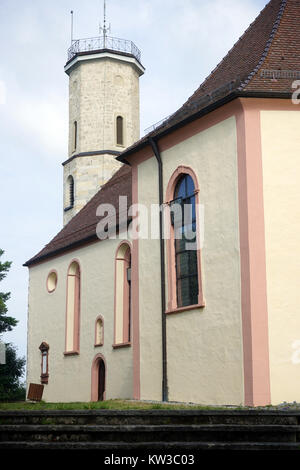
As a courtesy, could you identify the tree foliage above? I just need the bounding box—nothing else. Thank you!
[0,344,26,401]
[0,249,17,334]
[0,250,25,401]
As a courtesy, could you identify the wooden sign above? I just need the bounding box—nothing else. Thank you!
[27,383,44,402]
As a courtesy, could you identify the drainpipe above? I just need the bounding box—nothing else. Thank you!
[148,137,168,402]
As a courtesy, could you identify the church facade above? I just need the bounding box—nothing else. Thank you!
[25,0,300,407]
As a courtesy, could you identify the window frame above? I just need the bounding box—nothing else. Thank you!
[113,241,132,348]
[64,260,81,356]
[73,120,78,151]
[94,315,104,347]
[64,175,74,212]
[116,115,124,147]
[165,166,205,314]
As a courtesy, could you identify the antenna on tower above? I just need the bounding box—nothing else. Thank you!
[99,0,111,48]
[70,10,74,44]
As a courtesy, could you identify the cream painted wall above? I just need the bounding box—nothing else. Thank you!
[137,116,244,405]
[27,235,133,403]
[261,110,300,404]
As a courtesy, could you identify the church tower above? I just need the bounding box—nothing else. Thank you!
[63,6,145,225]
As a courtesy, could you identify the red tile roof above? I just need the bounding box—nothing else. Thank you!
[26,0,300,265]
[25,164,131,266]
[120,0,299,158]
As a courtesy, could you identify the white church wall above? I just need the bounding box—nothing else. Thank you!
[137,115,244,405]
[27,236,133,403]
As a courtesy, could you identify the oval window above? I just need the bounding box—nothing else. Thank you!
[47,271,57,293]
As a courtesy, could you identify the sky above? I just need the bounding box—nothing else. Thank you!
[0,0,268,362]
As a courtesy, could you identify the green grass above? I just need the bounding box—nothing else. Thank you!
[0,399,228,411]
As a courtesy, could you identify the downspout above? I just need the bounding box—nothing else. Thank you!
[148,137,168,402]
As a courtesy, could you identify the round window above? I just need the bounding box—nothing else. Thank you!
[47,271,57,293]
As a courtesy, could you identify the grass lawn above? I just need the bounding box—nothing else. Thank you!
[0,399,229,411]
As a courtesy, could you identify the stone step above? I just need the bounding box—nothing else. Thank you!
[0,424,299,443]
[0,410,299,426]
[0,440,300,451]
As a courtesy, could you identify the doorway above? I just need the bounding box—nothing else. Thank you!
[91,354,106,402]
[98,358,105,401]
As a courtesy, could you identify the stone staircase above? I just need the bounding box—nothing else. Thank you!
[0,409,300,451]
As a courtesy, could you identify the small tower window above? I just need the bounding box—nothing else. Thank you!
[65,175,74,210]
[116,116,124,146]
[73,121,77,151]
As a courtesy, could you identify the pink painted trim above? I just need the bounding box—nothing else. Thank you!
[165,165,205,311]
[94,315,104,347]
[131,165,140,400]
[236,100,271,406]
[166,303,205,315]
[63,351,79,356]
[91,353,107,402]
[112,342,131,349]
[64,259,81,354]
[46,270,58,293]
[123,246,131,344]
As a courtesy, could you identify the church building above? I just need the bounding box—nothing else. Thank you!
[25,0,300,407]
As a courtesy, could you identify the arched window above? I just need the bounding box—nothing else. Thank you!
[66,175,74,209]
[95,315,104,347]
[73,121,77,150]
[116,116,124,146]
[172,175,198,308]
[113,242,131,347]
[166,166,204,312]
[65,261,80,354]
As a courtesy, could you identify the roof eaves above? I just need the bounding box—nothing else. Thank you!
[117,88,293,163]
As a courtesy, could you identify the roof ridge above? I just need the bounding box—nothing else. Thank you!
[239,0,287,90]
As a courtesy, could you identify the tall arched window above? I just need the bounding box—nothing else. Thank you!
[113,242,131,347]
[65,261,80,354]
[116,116,124,146]
[73,121,77,151]
[66,175,74,209]
[172,175,198,307]
[166,166,204,312]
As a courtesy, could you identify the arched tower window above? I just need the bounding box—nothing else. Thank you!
[116,116,124,146]
[73,121,77,151]
[66,175,74,209]
[65,261,80,354]
[166,166,204,312]
[113,242,131,347]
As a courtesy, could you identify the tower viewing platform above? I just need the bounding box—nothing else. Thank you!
[67,35,142,64]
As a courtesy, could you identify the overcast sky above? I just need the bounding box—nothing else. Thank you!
[0,0,268,362]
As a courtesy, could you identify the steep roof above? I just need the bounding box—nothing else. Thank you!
[25,164,131,266]
[26,0,300,266]
[119,0,299,159]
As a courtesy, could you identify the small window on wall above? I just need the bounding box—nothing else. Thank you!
[73,121,77,151]
[47,271,57,293]
[116,116,124,146]
[95,316,104,347]
[39,342,49,384]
